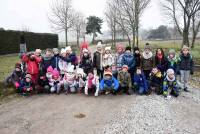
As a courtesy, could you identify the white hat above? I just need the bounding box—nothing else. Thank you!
[167,69,174,75]
[105,46,111,51]
[76,68,85,77]
[61,48,66,54]
[97,42,102,48]
[65,46,72,52]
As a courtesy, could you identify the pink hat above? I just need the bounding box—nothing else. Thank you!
[52,68,60,77]
[116,44,124,50]
[47,66,53,73]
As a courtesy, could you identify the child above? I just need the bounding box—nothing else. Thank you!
[35,70,50,93]
[122,46,135,75]
[41,49,53,73]
[75,68,86,93]
[18,74,34,95]
[22,52,42,84]
[93,42,104,79]
[66,46,78,67]
[149,67,163,95]
[133,47,141,68]
[4,62,24,88]
[51,48,60,71]
[102,46,114,68]
[167,49,178,72]
[133,67,148,95]
[155,48,168,74]
[100,70,119,95]
[34,49,42,57]
[111,64,118,79]
[163,69,179,99]
[177,45,194,92]
[79,49,93,75]
[80,42,91,59]
[115,44,124,71]
[60,64,77,94]
[58,48,68,77]
[141,44,154,80]
[49,68,61,94]
[85,72,100,97]
[46,66,53,81]
[117,65,132,95]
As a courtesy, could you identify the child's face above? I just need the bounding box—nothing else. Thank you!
[136,69,142,74]
[78,74,82,78]
[118,48,123,53]
[15,68,21,72]
[105,50,110,54]
[135,50,139,54]
[83,52,88,57]
[40,76,44,80]
[54,51,59,55]
[169,53,174,59]
[157,49,162,54]
[182,49,189,55]
[126,50,131,53]
[122,68,128,72]
[145,49,150,54]
[35,52,41,57]
[152,68,158,74]
[26,78,31,82]
[61,53,66,57]
[168,73,174,79]
[97,47,102,51]
[104,74,111,80]
[46,51,52,57]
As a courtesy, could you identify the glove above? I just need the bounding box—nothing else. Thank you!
[15,82,20,88]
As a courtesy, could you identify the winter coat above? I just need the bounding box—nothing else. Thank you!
[141,52,154,71]
[100,77,119,91]
[149,71,163,86]
[122,52,135,71]
[6,70,24,85]
[163,76,178,93]
[115,53,124,70]
[66,53,78,66]
[167,55,178,73]
[155,56,168,73]
[58,58,68,75]
[79,55,93,74]
[102,54,114,67]
[134,53,141,68]
[76,77,85,88]
[51,55,60,71]
[41,56,53,73]
[117,71,132,88]
[93,51,103,70]
[18,80,33,93]
[85,76,99,90]
[133,73,148,90]
[178,53,194,72]
[22,55,41,75]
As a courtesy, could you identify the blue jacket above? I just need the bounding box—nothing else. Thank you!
[122,52,135,71]
[133,73,148,90]
[100,77,119,91]
[51,55,60,71]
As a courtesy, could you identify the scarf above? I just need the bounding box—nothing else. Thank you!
[142,51,153,59]
[88,77,94,89]
[157,53,163,60]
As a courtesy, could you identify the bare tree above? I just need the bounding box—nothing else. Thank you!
[48,0,74,46]
[162,0,200,47]
[73,12,86,47]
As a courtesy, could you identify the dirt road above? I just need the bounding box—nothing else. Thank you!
[0,87,200,134]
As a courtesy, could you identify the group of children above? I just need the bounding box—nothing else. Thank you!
[4,42,194,99]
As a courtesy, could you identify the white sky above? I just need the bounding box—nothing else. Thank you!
[0,0,165,41]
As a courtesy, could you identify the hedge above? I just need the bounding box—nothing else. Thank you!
[0,30,58,55]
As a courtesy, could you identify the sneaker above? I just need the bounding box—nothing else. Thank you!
[105,91,111,95]
[164,95,171,100]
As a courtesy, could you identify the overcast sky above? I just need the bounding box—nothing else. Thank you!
[0,0,165,41]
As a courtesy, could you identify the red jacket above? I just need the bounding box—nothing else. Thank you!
[22,55,42,74]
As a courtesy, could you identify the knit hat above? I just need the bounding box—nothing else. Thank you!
[167,69,174,75]
[97,42,102,48]
[122,65,129,70]
[116,44,124,50]
[168,49,176,56]
[52,68,60,78]
[125,46,132,51]
[15,62,21,69]
[67,64,75,73]
[144,44,151,50]
[65,46,72,52]
[80,42,89,50]
[182,45,190,51]
[61,48,66,54]
[25,73,32,79]
[47,66,53,73]
[53,48,59,54]
[105,46,111,51]
[134,47,139,52]
[76,68,85,77]
[104,70,112,76]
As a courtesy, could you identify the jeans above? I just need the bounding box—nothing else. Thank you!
[180,70,190,89]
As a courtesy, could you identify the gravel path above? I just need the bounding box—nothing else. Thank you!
[0,87,200,134]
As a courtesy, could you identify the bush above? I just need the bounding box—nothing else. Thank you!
[0,30,58,55]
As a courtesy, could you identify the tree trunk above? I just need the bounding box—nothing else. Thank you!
[182,29,190,47]
[65,29,68,46]
[132,29,135,49]
[92,32,95,44]
[76,30,80,48]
